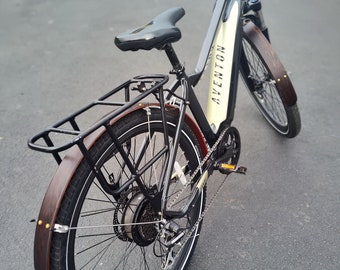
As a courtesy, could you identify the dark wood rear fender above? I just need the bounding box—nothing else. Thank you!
[243,21,297,106]
[33,103,207,270]
[33,126,104,270]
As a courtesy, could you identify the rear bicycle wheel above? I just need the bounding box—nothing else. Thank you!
[49,108,206,270]
[241,22,301,138]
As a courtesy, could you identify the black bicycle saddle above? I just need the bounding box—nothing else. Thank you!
[115,7,185,51]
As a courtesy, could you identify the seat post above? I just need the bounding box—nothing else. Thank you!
[163,44,184,74]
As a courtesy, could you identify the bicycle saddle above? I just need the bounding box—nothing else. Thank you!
[115,7,185,51]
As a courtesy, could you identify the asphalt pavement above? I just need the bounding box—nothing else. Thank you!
[0,0,339,269]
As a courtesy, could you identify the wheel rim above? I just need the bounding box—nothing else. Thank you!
[65,120,203,269]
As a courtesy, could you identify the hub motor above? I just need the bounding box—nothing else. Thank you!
[122,191,160,247]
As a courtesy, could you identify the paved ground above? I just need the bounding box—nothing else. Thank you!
[0,0,339,269]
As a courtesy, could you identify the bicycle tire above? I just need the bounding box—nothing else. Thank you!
[46,108,206,270]
[241,21,301,138]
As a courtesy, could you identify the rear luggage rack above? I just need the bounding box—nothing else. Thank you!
[28,74,169,164]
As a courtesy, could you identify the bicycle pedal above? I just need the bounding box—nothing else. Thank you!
[217,163,247,175]
[235,166,247,175]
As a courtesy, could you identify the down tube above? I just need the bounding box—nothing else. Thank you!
[206,0,242,132]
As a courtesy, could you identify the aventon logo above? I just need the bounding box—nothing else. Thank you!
[211,45,225,105]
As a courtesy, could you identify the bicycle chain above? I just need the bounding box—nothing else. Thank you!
[163,127,230,269]
[167,127,228,209]
[163,173,230,270]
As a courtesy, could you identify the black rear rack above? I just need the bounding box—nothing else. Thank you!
[28,74,169,164]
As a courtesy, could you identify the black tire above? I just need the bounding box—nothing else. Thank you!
[50,108,206,270]
[241,25,301,138]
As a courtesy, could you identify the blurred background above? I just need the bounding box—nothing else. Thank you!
[0,0,339,269]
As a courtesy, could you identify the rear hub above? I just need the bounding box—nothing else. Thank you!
[122,191,160,246]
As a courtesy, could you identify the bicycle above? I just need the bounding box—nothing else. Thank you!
[28,0,301,269]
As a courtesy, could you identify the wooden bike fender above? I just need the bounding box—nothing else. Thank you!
[33,103,208,270]
[243,21,297,106]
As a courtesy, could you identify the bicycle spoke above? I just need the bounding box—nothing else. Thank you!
[140,246,152,270]
[77,236,116,269]
[92,180,116,205]
[75,235,117,256]
[80,207,115,218]
[78,232,117,239]
[115,242,139,269]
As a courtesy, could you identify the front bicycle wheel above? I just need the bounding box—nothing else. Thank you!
[241,22,301,138]
[49,108,206,270]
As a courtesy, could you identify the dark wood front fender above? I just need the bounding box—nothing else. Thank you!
[243,21,297,106]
